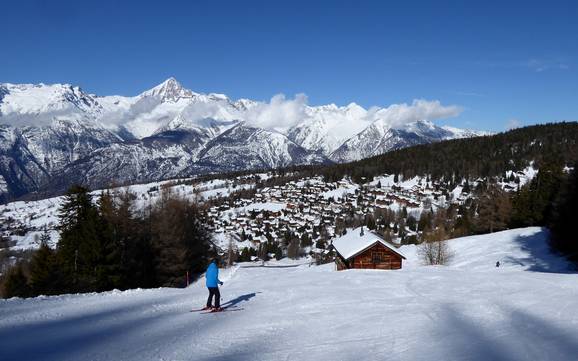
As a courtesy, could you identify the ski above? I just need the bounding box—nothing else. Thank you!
[200,307,244,314]
[191,305,241,313]
[190,308,212,312]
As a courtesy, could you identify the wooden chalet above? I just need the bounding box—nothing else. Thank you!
[332,227,406,270]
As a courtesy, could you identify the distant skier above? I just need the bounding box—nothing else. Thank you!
[205,258,224,311]
[496,261,500,268]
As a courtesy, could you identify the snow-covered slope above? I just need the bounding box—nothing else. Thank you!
[0,83,103,127]
[192,123,329,173]
[286,103,369,154]
[1,227,576,361]
[330,120,488,162]
[0,117,121,201]
[99,78,245,139]
[402,227,571,272]
[44,125,326,193]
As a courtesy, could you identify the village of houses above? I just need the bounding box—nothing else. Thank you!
[0,171,475,271]
[202,174,467,267]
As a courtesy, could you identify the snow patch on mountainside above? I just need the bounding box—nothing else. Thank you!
[330,119,487,162]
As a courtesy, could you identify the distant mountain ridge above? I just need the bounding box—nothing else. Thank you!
[0,78,486,201]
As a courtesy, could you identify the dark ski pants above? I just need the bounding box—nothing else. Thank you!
[206,287,220,308]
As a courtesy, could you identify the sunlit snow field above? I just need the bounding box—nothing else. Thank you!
[1,227,577,361]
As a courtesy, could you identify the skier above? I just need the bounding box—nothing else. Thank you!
[205,258,224,311]
[496,261,500,268]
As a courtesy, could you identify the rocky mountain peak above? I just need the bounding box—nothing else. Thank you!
[140,77,195,102]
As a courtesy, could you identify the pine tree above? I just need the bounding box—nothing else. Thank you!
[239,247,253,262]
[418,212,432,232]
[407,215,417,232]
[56,185,103,292]
[365,214,376,230]
[29,232,60,296]
[550,164,578,261]
[1,263,31,298]
[119,194,155,289]
[95,191,123,291]
[149,191,211,287]
[476,182,512,233]
[511,165,564,227]
[300,232,312,248]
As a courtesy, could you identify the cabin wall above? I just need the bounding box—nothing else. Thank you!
[350,243,402,270]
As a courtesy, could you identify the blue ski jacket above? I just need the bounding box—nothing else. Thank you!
[205,261,221,288]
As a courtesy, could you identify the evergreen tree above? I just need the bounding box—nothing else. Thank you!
[418,212,432,232]
[29,233,60,296]
[315,238,327,249]
[94,191,122,291]
[239,247,254,262]
[149,190,212,287]
[56,185,104,292]
[407,215,417,232]
[398,217,406,239]
[550,164,578,262]
[112,192,155,290]
[453,205,474,237]
[475,182,512,233]
[300,232,313,248]
[365,214,376,230]
[1,263,31,298]
[511,165,564,227]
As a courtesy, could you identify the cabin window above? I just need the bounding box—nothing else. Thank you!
[372,252,382,263]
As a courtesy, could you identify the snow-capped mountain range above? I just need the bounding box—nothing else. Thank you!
[0,78,487,201]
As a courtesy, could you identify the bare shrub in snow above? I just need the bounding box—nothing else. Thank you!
[418,228,454,265]
[287,237,302,260]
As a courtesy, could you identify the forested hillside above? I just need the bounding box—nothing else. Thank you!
[319,122,578,183]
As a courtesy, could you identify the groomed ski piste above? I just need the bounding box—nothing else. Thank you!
[1,227,577,361]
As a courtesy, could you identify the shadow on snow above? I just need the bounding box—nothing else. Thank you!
[506,228,575,273]
[221,292,259,309]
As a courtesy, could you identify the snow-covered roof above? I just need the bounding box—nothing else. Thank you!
[332,228,406,260]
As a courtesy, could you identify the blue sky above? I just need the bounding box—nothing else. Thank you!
[1,0,577,131]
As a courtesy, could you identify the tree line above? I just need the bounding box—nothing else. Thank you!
[1,186,215,298]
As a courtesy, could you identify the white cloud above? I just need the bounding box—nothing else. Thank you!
[99,91,463,138]
[244,93,308,132]
[525,58,569,72]
[506,118,522,130]
[369,99,463,128]
[244,96,462,136]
